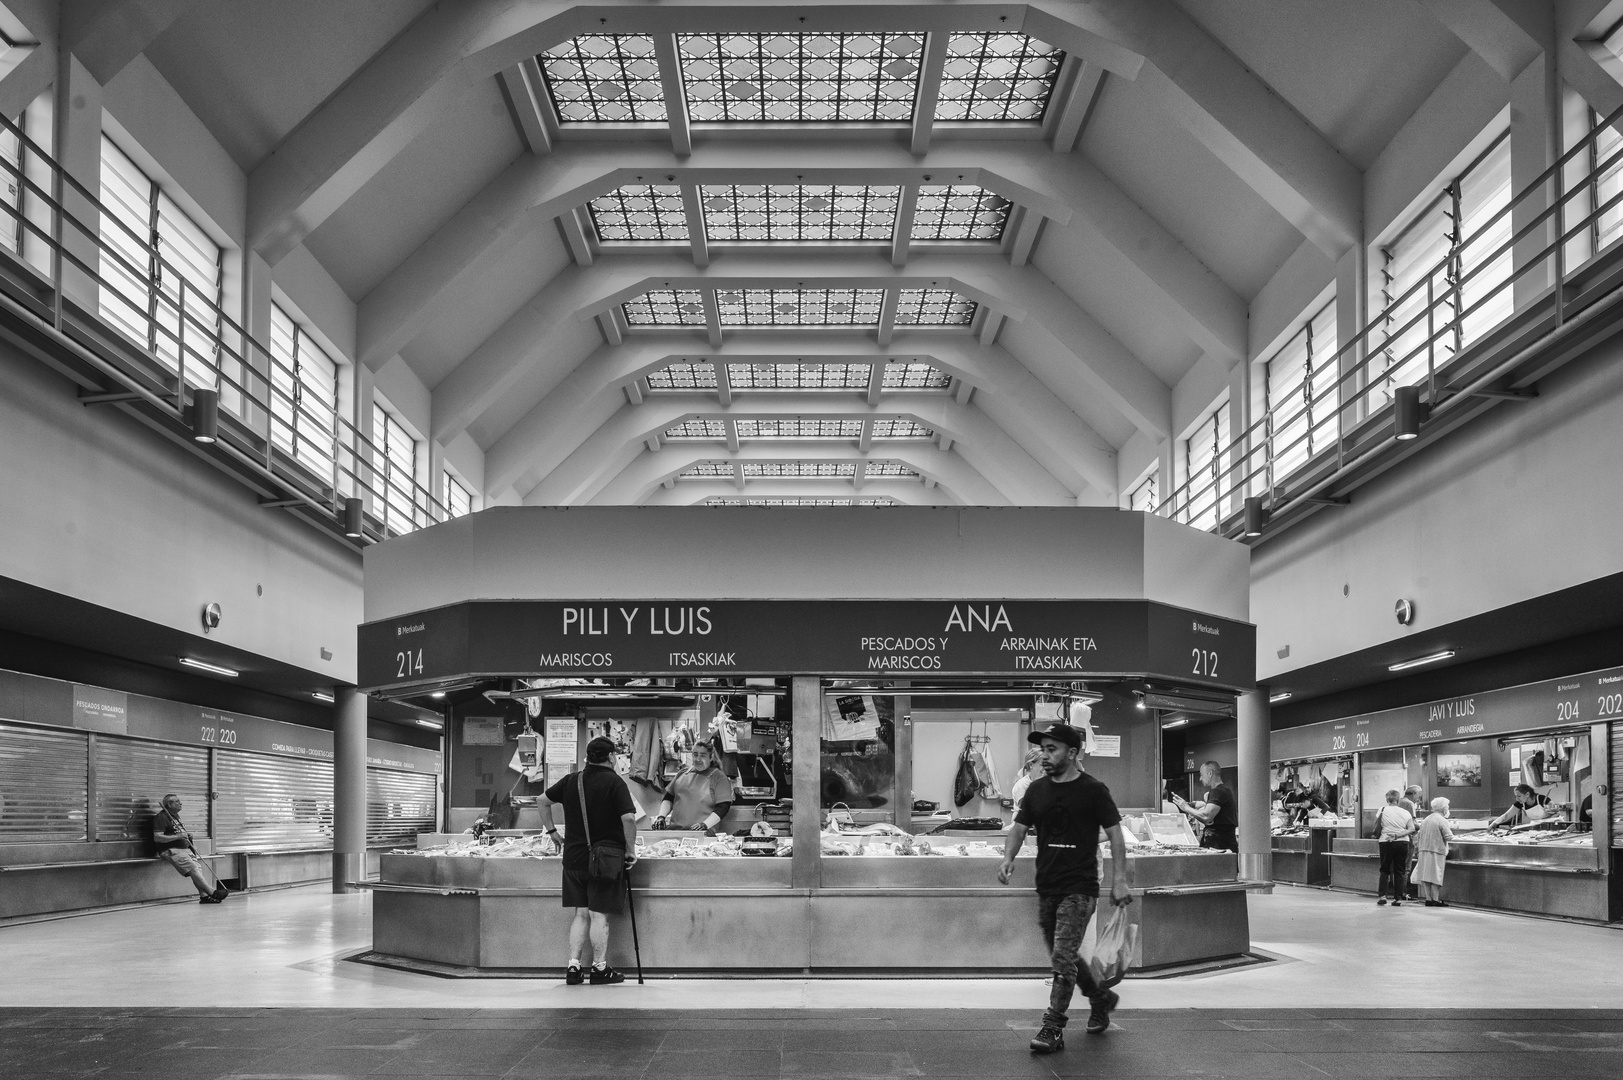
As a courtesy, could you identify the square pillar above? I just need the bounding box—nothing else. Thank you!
[332,687,367,892]
[790,676,821,889]
[1511,53,1559,308]
[1237,688,1271,883]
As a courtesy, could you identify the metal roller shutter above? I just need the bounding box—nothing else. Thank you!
[0,722,88,842]
[93,737,210,843]
[367,768,437,847]
[1612,721,1623,848]
[213,749,333,853]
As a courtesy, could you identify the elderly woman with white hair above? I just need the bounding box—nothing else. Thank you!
[1411,796,1454,906]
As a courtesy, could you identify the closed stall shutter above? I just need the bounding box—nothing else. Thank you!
[367,768,437,847]
[0,722,88,842]
[1612,721,1623,848]
[213,750,333,853]
[93,737,210,843]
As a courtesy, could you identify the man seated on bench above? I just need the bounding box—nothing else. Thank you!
[153,794,228,904]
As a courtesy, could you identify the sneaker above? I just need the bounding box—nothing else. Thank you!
[565,965,584,986]
[198,894,222,904]
[1086,989,1120,1034]
[588,965,626,985]
[1424,900,1440,907]
[1391,900,1402,907]
[1028,1025,1064,1054]
[211,885,229,901]
[1376,897,1387,906]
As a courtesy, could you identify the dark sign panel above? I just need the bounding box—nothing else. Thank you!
[1271,665,1623,761]
[359,599,1256,691]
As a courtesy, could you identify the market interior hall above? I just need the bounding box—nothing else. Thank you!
[1,1,1622,1076]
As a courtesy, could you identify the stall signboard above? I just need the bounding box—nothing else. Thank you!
[1272,665,1623,761]
[359,599,1256,691]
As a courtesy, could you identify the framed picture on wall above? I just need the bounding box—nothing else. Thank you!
[1435,753,1482,787]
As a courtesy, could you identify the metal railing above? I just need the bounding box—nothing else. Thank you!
[1156,102,1623,536]
[0,112,454,544]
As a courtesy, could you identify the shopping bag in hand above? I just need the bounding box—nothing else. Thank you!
[1085,904,1139,988]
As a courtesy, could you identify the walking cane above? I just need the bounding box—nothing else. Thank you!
[623,872,644,984]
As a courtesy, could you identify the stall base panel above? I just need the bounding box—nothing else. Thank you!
[372,892,483,968]
[808,892,1048,969]
[1137,891,1249,969]
[0,856,233,920]
[1329,853,1608,921]
[1271,850,1331,886]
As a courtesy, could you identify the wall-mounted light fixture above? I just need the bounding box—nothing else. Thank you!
[1243,496,1267,538]
[1394,386,1427,441]
[179,657,238,678]
[343,497,364,538]
[1388,649,1455,672]
[1269,691,1292,704]
[312,691,335,703]
[189,388,219,443]
[1133,693,1146,711]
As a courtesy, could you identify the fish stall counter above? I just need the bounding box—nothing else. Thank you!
[369,824,1251,975]
[1270,817,1357,886]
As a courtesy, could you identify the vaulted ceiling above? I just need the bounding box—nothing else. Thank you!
[126,0,1515,508]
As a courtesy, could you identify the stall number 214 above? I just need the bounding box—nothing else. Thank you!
[396,648,424,678]
[1192,648,1219,677]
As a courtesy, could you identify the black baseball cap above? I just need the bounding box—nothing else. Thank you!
[1028,723,1082,750]
[585,736,617,763]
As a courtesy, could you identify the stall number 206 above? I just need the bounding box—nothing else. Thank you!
[1192,648,1219,677]
[396,648,424,679]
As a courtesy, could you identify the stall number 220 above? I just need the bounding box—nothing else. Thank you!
[396,648,424,679]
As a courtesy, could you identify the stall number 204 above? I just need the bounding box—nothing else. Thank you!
[396,648,424,679]
[1192,648,1219,677]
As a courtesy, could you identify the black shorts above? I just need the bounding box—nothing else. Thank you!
[561,866,623,915]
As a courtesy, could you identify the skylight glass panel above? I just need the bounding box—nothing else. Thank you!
[865,460,919,477]
[871,419,934,439]
[743,461,857,478]
[664,419,727,439]
[588,185,688,241]
[935,33,1064,122]
[701,184,899,241]
[540,35,668,123]
[895,288,976,325]
[912,185,1012,240]
[736,419,863,439]
[728,363,872,389]
[882,361,952,389]
[623,289,706,326]
[679,33,924,122]
[716,288,885,326]
[645,362,718,390]
[678,461,735,479]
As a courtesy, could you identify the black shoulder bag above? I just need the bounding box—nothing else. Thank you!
[577,768,626,883]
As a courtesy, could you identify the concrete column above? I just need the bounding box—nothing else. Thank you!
[332,687,367,892]
[790,676,821,890]
[52,49,101,314]
[1510,52,1558,309]
[1236,689,1270,883]
[892,690,912,830]
[1335,243,1365,428]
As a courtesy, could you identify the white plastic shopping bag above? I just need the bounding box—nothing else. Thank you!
[1085,904,1139,988]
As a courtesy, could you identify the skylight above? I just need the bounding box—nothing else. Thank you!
[735,419,864,439]
[589,185,688,241]
[934,33,1065,122]
[743,461,858,477]
[912,185,1012,241]
[701,184,899,241]
[882,361,952,389]
[645,362,718,390]
[679,32,924,122]
[864,460,920,477]
[895,288,977,325]
[623,289,706,326]
[715,288,885,326]
[540,35,668,123]
[678,461,735,479]
[871,418,935,439]
[728,363,871,390]
[664,418,727,439]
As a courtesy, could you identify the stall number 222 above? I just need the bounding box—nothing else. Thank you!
[396,648,424,679]
[1192,648,1219,677]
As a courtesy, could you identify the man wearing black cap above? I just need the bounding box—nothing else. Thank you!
[998,722,1132,1054]
[538,736,638,985]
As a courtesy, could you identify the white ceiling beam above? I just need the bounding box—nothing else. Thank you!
[858,420,875,453]
[1025,0,1361,256]
[910,30,950,156]
[724,416,739,451]
[852,460,868,489]
[654,33,691,157]
[1,0,195,117]
[731,462,745,490]
[892,182,918,267]
[481,333,1117,499]
[865,362,884,406]
[497,61,553,154]
[716,361,733,406]
[558,207,594,265]
[645,480,956,506]
[1420,0,1547,81]
[1006,206,1043,267]
[875,287,899,347]
[979,310,1005,346]
[355,142,1240,370]
[1048,60,1105,153]
[702,287,723,348]
[597,311,623,346]
[680,181,709,267]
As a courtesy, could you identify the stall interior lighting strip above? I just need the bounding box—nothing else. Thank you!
[179,657,238,677]
[1269,692,1291,703]
[311,691,335,703]
[415,718,444,729]
[1388,650,1456,672]
[1161,717,1188,728]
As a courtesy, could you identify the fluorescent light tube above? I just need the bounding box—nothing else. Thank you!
[179,657,238,677]
[1388,650,1455,672]
[430,691,446,699]
[1269,692,1292,704]
[416,718,444,730]
[311,692,334,703]
[1161,717,1187,728]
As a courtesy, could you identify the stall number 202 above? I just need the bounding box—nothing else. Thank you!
[1192,648,1219,677]
[396,648,424,679]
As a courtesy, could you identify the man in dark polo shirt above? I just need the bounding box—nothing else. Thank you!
[998,723,1132,1054]
[538,737,637,985]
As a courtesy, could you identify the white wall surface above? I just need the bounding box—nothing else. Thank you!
[364,506,1251,623]
[0,344,363,680]
[1251,335,1623,681]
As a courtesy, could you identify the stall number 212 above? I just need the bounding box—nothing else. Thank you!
[396,648,423,678]
[1192,648,1219,677]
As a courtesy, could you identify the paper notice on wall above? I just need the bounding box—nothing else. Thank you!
[462,717,504,745]
[546,764,574,790]
[545,717,578,764]
[1089,735,1122,758]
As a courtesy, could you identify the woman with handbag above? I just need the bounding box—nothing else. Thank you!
[1374,789,1416,906]
[538,736,639,985]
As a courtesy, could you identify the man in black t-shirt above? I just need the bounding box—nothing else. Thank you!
[152,794,228,903]
[998,723,1132,1054]
[1172,761,1238,852]
[539,737,638,985]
